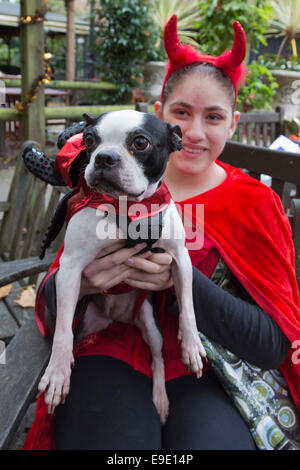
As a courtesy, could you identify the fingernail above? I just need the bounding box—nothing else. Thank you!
[126,258,134,265]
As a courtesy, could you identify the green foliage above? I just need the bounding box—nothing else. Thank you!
[149,0,203,57]
[195,0,272,59]
[95,0,159,103]
[46,36,66,72]
[236,61,278,111]
[0,37,20,68]
[267,0,300,60]
[195,1,278,111]
[47,0,66,15]
[256,53,300,72]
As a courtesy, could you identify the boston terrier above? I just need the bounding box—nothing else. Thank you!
[24,110,206,423]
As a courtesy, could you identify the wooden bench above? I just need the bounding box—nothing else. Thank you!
[219,140,300,288]
[0,129,300,450]
[233,106,285,146]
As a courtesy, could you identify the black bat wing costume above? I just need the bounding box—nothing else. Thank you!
[22,120,87,259]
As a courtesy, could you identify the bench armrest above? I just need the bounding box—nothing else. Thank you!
[0,314,51,449]
[0,253,55,449]
[0,253,56,287]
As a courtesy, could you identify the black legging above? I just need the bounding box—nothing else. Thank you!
[54,355,256,450]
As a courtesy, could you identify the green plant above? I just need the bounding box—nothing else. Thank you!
[195,0,272,60]
[148,0,203,59]
[236,61,279,111]
[95,0,158,103]
[195,1,278,111]
[256,52,300,72]
[268,0,300,61]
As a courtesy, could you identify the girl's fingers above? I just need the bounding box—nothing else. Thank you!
[125,275,173,291]
[148,252,173,265]
[81,265,134,294]
[127,268,171,283]
[101,267,134,291]
[124,253,172,273]
[83,242,147,276]
[95,240,126,258]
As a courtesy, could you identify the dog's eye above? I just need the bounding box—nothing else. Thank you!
[84,134,95,147]
[133,136,150,151]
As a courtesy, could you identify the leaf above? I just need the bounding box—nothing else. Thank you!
[0,284,12,299]
[15,286,36,308]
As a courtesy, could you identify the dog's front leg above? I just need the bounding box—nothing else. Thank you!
[38,207,109,413]
[38,257,83,413]
[134,299,169,423]
[171,246,206,377]
[158,200,206,377]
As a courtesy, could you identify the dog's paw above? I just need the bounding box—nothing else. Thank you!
[38,345,74,414]
[179,329,206,377]
[153,386,169,425]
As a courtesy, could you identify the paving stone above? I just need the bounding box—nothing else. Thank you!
[0,299,18,342]
[3,282,35,326]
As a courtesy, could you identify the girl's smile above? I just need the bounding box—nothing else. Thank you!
[181,146,207,159]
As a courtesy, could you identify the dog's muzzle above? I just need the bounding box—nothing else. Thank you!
[94,152,120,170]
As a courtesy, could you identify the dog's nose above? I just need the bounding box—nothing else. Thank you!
[94,152,120,169]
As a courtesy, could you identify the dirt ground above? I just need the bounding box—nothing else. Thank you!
[0,124,64,171]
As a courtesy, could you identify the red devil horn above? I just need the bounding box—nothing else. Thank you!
[163,14,202,69]
[164,14,183,62]
[230,21,247,67]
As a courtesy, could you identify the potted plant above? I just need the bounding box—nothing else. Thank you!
[143,0,202,102]
[94,0,158,103]
[266,0,300,116]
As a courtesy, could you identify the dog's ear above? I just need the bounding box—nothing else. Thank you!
[82,113,98,126]
[167,123,183,153]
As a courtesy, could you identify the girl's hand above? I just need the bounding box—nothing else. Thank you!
[124,250,173,291]
[78,241,148,298]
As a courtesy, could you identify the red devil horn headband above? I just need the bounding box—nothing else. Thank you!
[161,15,247,106]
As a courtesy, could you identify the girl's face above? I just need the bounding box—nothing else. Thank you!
[155,72,240,178]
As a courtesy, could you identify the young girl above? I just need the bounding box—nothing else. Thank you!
[24,16,300,450]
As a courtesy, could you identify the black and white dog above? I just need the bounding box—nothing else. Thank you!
[23,110,206,423]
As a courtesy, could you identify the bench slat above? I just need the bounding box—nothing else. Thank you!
[0,315,51,449]
[220,141,300,185]
[271,178,285,199]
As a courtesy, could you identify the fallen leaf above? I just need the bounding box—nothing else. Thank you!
[15,286,36,308]
[0,284,12,299]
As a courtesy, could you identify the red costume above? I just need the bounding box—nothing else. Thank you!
[23,158,300,449]
[23,16,300,449]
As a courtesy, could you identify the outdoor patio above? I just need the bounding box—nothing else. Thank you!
[0,0,300,452]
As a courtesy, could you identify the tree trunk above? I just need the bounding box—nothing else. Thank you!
[20,0,45,147]
[65,0,75,81]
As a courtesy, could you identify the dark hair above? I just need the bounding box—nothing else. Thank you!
[161,62,236,110]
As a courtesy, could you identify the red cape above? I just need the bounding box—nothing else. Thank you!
[177,160,300,411]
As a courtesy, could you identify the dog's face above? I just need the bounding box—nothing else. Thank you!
[83,110,182,200]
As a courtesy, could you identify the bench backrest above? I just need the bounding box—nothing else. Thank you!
[220,140,300,288]
[233,106,285,146]
[0,142,67,261]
